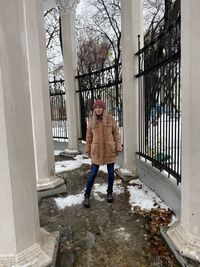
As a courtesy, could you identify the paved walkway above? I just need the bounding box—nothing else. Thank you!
[39,148,182,267]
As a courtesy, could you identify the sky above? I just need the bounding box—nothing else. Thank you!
[76,0,94,17]
[76,0,86,15]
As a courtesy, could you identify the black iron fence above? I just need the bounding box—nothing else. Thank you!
[76,63,123,141]
[49,78,68,140]
[136,16,181,183]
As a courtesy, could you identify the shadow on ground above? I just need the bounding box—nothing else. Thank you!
[39,160,181,267]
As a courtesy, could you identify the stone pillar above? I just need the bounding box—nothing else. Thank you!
[167,0,200,262]
[0,0,58,265]
[58,0,79,150]
[121,0,143,173]
[24,0,64,191]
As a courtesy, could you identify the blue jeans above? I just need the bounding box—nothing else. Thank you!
[84,163,115,196]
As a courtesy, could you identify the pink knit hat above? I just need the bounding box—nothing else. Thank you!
[93,99,106,109]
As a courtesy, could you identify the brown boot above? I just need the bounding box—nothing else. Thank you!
[107,193,113,203]
[84,195,90,208]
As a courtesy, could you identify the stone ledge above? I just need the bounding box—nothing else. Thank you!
[37,177,65,192]
[60,149,79,158]
[38,183,67,202]
[40,228,60,267]
[115,167,137,182]
[161,225,188,267]
[161,222,200,266]
[0,229,59,267]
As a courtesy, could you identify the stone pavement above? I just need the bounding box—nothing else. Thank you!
[39,153,182,267]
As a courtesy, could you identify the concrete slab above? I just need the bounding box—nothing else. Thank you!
[161,226,200,267]
[38,183,67,202]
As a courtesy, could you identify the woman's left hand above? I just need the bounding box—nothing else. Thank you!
[116,151,121,156]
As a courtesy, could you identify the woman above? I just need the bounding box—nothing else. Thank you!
[84,99,122,208]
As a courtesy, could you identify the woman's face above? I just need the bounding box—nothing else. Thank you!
[94,106,104,115]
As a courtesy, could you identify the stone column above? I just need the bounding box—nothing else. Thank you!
[24,0,64,191]
[57,0,79,150]
[121,0,143,173]
[0,0,58,265]
[167,0,200,262]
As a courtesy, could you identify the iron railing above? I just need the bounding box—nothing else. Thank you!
[136,16,181,183]
[49,78,68,140]
[76,63,123,141]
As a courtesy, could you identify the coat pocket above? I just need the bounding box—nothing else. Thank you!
[105,142,116,157]
[91,143,99,159]
[104,126,113,136]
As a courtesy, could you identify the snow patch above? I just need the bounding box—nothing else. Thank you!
[55,154,92,173]
[54,192,84,208]
[74,154,91,165]
[118,167,132,174]
[168,214,178,226]
[64,148,79,154]
[54,180,124,209]
[114,227,131,241]
[54,151,120,174]
[93,193,105,202]
[54,150,63,156]
[127,179,169,211]
[93,182,124,195]
[55,160,82,173]
[99,163,120,173]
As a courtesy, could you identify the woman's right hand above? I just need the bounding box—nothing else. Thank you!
[86,152,91,158]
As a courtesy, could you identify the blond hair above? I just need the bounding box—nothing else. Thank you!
[91,109,107,127]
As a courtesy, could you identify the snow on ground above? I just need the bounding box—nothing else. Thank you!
[99,164,120,173]
[54,150,176,224]
[55,154,90,173]
[53,138,66,142]
[54,192,85,208]
[127,179,169,211]
[113,227,131,241]
[168,214,178,226]
[118,167,133,175]
[54,180,124,209]
[54,150,63,156]
[55,152,120,174]
[55,160,83,173]
[64,148,79,154]
[74,154,91,165]
[89,181,124,202]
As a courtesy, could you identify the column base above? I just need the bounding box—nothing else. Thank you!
[60,148,79,158]
[0,228,60,267]
[37,176,65,191]
[37,176,67,202]
[115,167,137,182]
[167,221,200,263]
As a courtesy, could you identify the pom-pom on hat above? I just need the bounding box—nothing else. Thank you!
[93,99,106,110]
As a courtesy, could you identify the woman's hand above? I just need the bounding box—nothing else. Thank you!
[116,151,121,156]
[86,152,91,158]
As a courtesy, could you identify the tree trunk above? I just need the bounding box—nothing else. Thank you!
[164,0,173,29]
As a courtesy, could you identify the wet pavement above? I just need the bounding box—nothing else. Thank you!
[39,156,181,267]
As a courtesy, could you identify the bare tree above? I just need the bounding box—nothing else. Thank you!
[44,0,180,78]
[77,0,179,68]
[44,7,63,80]
[90,0,121,65]
[76,0,121,69]
[144,0,164,31]
[77,35,111,73]
[144,0,180,43]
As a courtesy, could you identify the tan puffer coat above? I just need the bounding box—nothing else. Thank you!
[85,112,122,165]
